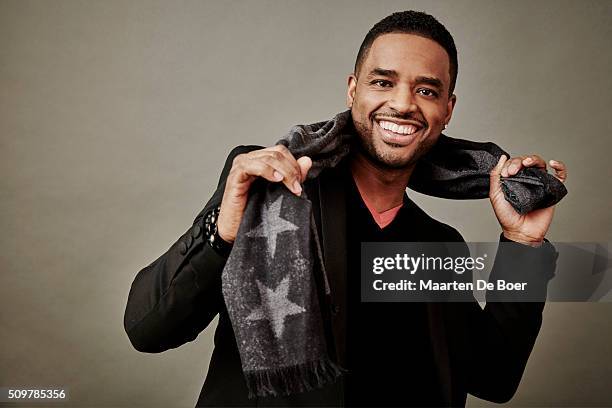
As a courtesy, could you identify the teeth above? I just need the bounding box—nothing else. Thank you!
[378,120,418,135]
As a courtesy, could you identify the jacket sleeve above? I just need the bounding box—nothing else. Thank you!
[123,144,262,353]
[448,231,558,403]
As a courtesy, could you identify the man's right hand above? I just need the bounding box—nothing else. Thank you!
[216,145,312,243]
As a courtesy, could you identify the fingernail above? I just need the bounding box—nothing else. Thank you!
[273,171,283,181]
[293,181,302,195]
[524,158,532,164]
[550,159,557,164]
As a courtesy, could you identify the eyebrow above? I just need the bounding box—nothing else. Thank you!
[366,68,398,78]
[414,75,443,90]
[365,68,444,91]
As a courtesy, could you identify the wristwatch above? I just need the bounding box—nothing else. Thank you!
[204,206,233,257]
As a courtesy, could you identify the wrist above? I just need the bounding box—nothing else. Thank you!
[502,230,544,247]
[216,206,236,243]
[216,224,235,244]
[205,206,234,257]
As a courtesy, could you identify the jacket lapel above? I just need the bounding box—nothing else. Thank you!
[314,164,349,367]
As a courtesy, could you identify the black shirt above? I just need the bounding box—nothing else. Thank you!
[344,171,445,407]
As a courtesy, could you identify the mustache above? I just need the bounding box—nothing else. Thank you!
[373,112,428,128]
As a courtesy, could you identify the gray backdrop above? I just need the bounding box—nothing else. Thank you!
[1,0,611,407]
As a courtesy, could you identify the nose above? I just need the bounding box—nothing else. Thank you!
[388,85,418,114]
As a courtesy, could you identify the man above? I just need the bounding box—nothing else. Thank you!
[124,11,567,407]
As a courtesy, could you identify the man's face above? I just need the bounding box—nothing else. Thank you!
[347,33,456,169]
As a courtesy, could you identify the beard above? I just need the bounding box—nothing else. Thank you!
[351,115,438,170]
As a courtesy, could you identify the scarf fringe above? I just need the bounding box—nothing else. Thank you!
[245,358,344,399]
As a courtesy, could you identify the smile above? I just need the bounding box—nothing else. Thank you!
[375,119,424,146]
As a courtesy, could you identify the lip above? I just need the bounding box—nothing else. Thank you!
[374,119,422,146]
[374,117,425,128]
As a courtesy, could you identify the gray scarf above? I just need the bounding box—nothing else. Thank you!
[221,110,566,398]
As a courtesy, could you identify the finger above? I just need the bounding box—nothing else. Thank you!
[232,154,298,195]
[489,154,508,197]
[297,156,313,182]
[502,156,524,177]
[522,154,547,169]
[549,159,567,183]
[270,145,306,192]
[249,146,301,176]
[271,144,302,174]
[248,149,302,184]
[256,154,303,194]
[236,159,289,186]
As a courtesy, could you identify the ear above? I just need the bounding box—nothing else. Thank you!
[444,94,457,126]
[346,74,357,108]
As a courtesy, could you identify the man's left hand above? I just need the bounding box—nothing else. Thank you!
[489,154,567,247]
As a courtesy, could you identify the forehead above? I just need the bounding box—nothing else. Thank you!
[363,33,450,83]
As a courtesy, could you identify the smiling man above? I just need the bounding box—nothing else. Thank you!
[124,10,566,407]
[349,33,455,171]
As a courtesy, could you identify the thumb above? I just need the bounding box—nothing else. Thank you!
[489,155,507,199]
[297,156,313,182]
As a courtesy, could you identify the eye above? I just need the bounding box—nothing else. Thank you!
[370,79,393,88]
[417,88,439,98]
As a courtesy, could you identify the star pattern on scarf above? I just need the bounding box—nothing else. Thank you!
[246,276,306,339]
[245,195,299,257]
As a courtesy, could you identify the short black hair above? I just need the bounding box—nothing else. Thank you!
[354,10,458,95]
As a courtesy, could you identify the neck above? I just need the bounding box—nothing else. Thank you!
[349,151,414,213]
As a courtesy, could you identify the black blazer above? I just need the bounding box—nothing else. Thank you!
[124,145,558,407]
